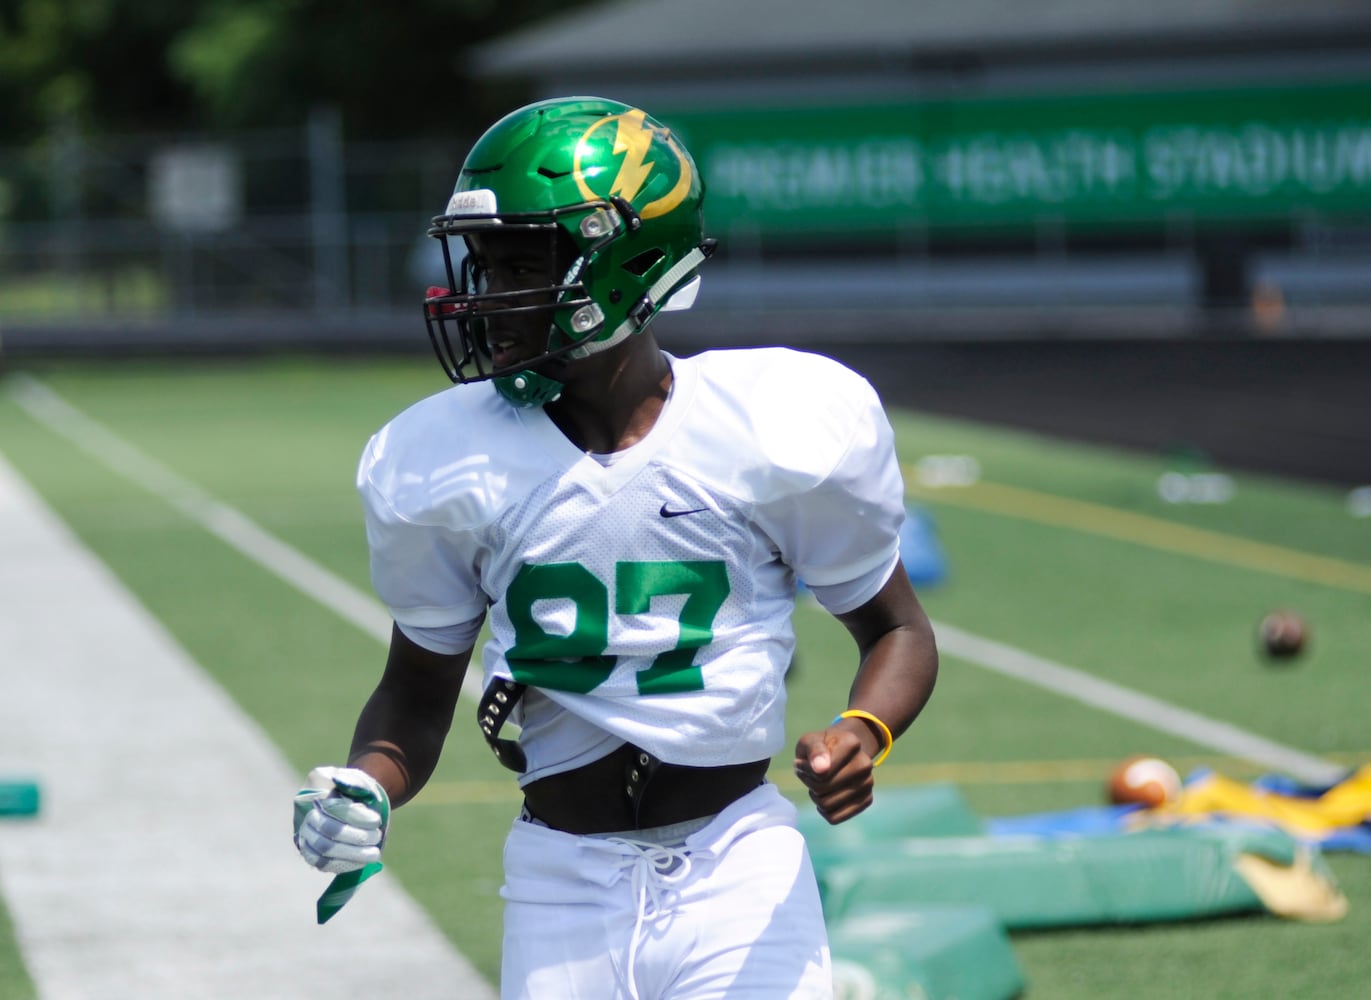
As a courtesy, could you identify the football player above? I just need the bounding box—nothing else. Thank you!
[294,96,938,999]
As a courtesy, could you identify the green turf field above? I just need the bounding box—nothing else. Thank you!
[1,354,1367,998]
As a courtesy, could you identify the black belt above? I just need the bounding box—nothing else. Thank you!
[477,677,528,772]
[524,747,769,834]
[478,677,665,823]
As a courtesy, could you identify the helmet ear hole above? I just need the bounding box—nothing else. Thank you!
[622,248,665,277]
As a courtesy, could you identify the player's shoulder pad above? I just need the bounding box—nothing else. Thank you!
[357,382,536,530]
[687,347,886,499]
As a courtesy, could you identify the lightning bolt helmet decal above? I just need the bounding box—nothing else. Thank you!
[573,108,694,219]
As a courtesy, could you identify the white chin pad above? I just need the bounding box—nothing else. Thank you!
[661,275,701,312]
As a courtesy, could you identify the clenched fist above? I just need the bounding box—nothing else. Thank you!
[293,766,390,874]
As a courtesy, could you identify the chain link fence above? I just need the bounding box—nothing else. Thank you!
[2,110,1368,357]
[0,109,466,353]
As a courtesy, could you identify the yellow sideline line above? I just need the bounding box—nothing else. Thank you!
[412,751,1366,806]
[905,474,1371,594]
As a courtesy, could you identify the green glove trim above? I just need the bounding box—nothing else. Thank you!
[317,862,384,925]
[330,770,391,828]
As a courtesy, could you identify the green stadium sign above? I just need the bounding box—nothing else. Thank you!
[662,80,1371,235]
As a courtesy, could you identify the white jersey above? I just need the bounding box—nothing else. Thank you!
[357,347,905,783]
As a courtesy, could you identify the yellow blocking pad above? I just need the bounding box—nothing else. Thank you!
[1153,765,1371,840]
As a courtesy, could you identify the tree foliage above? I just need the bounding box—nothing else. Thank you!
[0,0,583,143]
[0,0,201,139]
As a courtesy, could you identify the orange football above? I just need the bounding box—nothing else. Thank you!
[1259,610,1307,659]
[1107,755,1182,808]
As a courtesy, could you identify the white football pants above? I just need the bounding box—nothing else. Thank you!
[499,782,832,999]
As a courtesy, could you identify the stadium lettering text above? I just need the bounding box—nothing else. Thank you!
[710,125,1371,214]
[707,138,924,211]
[1144,123,1371,200]
[674,83,1371,229]
[934,130,1137,204]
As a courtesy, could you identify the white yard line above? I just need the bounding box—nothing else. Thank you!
[0,463,495,997]
[932,623,1345,786]
[5,373,483,705]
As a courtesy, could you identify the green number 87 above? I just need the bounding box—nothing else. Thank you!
[504,559,730,695]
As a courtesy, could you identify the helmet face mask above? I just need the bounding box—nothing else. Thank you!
[424,97,714,407]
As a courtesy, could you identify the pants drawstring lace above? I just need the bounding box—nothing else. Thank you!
[611,839,694,1000]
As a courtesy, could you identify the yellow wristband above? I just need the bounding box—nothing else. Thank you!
[832,709,894,767]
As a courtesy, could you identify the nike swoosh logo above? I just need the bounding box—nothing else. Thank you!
[660,503,709,518]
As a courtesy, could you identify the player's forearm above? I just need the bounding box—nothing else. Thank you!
[835,567,939,745]
[344,624,472,807]
[844,618,938,742]
[347,686,456,807]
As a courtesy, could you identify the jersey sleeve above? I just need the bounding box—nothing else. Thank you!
[751,371,905,615]
[356,431,490,630]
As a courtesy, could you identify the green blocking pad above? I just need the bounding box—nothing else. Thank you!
[804,787,1026,999]
[816,824,1328,929]
[0,780,40,817]
[829,905,1027,1000]
[797,783,982,860]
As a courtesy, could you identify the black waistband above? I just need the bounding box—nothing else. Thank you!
[478,676,767,832]
[522,746,769,835]
[479,676,666,823]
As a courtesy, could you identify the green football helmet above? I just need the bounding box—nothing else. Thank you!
[424,96,715,407]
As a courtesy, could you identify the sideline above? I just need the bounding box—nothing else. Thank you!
[4,374,485,698]
[0,453,496,999]
[6,376,1344,782]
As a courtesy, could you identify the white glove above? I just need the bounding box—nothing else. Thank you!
[293,766,390,875]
